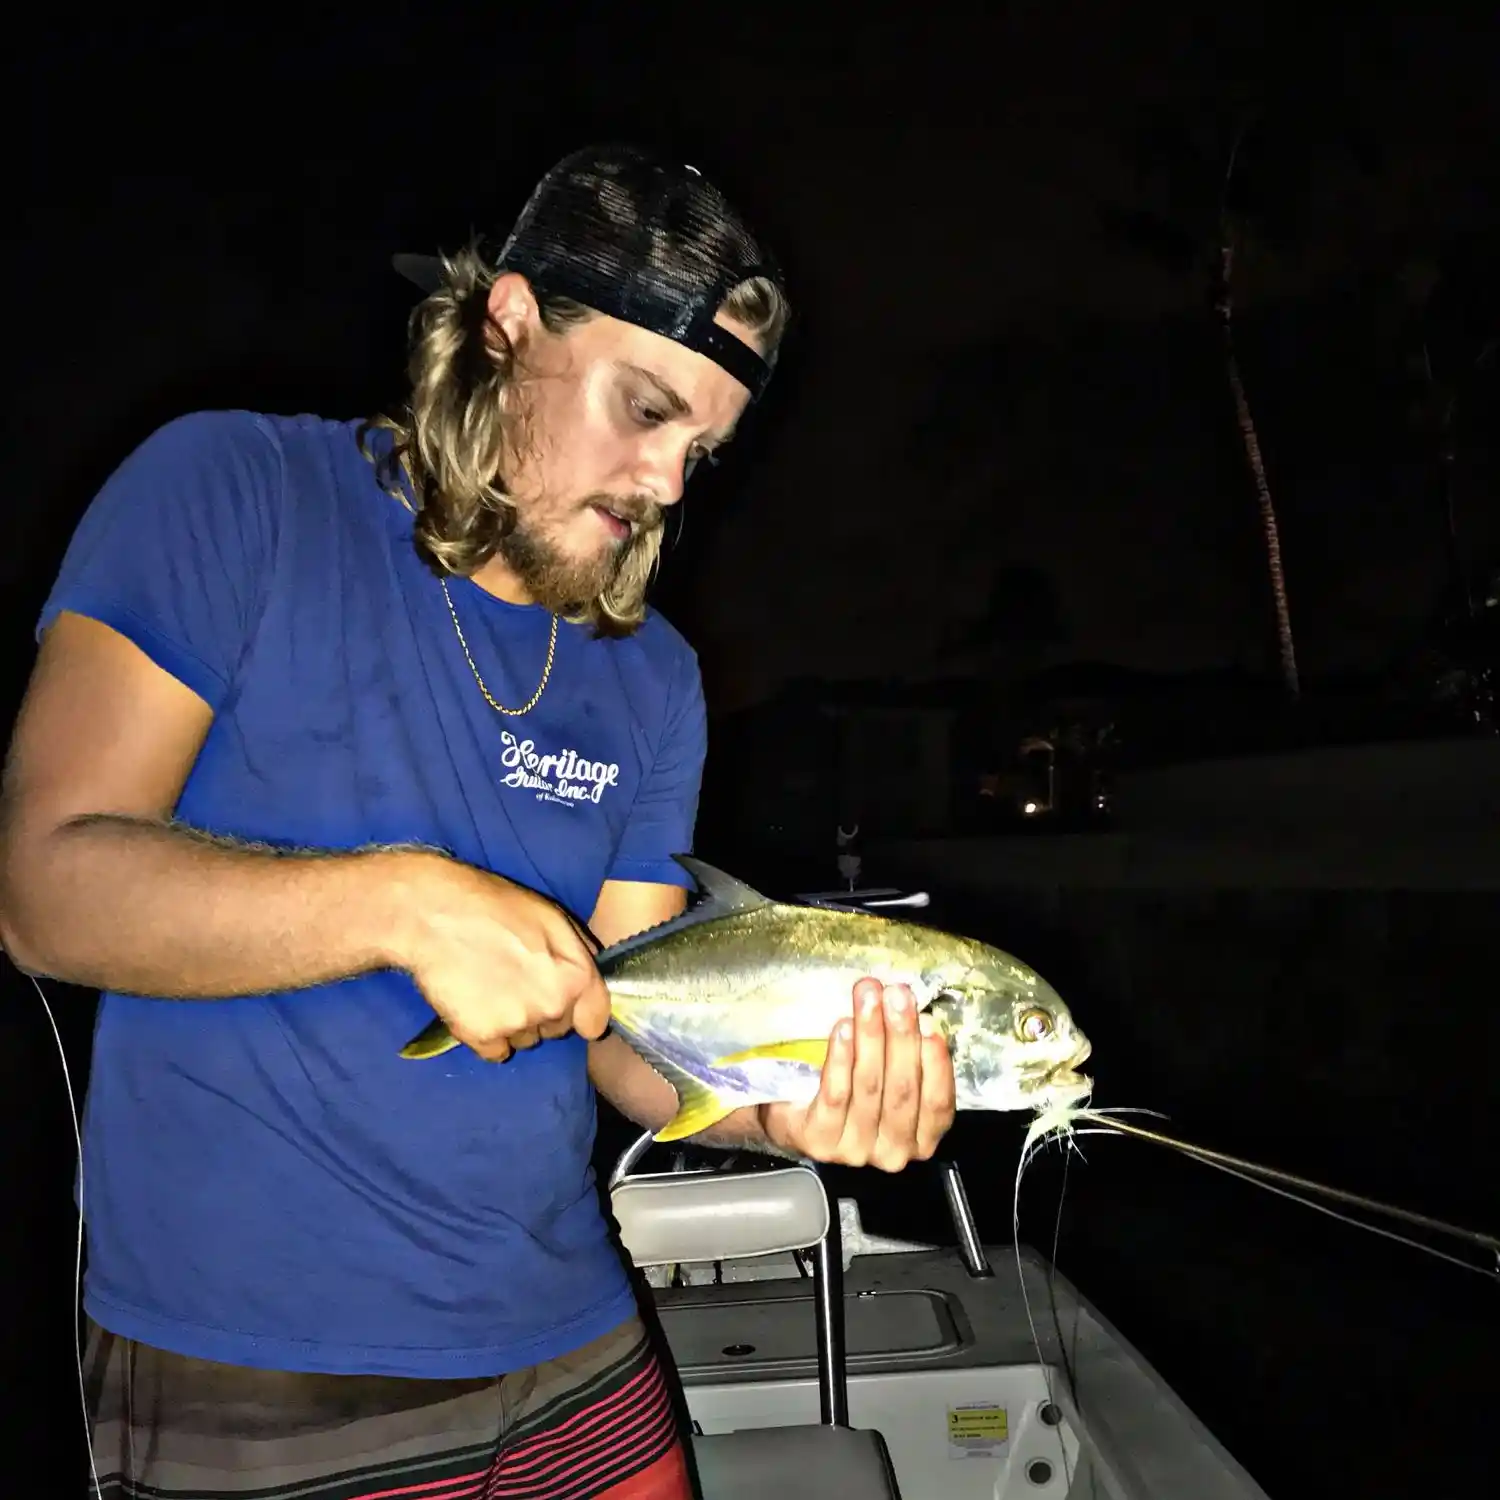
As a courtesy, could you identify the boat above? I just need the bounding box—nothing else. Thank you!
[607,881,1275,1500]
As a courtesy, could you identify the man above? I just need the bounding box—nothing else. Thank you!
[0,145,955,1498]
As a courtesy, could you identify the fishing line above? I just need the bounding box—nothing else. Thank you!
[1042,1142,1102,1500]
[1012,1100,1226,1495]
[1045,1145,1076,1394]
[1071,1109,1500,1281]
[1013,1106,1088,1495]
[1157,1146,1494,1280]
[30,973,103,1498]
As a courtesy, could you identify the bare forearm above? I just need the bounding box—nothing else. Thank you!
[0,813,430,997]
[691,1103,797,1157]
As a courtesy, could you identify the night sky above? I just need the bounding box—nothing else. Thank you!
[13,8,1499,717]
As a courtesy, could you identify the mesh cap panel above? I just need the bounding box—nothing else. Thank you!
[394,144,785,400]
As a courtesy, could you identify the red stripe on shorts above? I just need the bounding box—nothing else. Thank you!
[486,1354,691,1499]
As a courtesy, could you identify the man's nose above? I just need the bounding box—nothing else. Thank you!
[632,443,690,508]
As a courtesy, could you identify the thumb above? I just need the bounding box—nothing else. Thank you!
[572,968,612,1041]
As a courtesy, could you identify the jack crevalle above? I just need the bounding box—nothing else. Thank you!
[400,858,1093,1141]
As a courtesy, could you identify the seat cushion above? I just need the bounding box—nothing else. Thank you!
[612,1165,830,1268]
[692,1424,902,1500]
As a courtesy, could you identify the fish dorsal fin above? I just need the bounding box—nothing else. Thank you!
[674,856,771,916]
[593,856,774,969]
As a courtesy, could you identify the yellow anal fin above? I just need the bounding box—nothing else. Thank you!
[400,1017,463,1060]
[654,1077,740,1143]
[710,1038,831,1070]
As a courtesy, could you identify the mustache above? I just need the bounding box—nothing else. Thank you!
[587,494,666,533]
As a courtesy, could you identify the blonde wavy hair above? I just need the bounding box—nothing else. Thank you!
[362,243,790,638]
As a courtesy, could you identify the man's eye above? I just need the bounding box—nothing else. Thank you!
[685,447,722,479]
[631,398,667,427]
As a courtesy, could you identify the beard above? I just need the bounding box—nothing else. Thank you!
[497,491,664,616]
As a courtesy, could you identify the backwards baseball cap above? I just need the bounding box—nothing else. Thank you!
[393,144,786,402]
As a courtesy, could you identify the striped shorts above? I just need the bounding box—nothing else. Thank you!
[81,1313,695,1500]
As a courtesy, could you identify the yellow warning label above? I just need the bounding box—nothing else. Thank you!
[947,1402,1008,1457]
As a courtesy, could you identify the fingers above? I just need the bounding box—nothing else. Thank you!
[843,980,889,1152]
[570,967,613,1041]
[446,958,595,1060]
[421,877,610,1062]
[914,1014,957,1161]
[868,984,923,1171]
[548,905,610,1040]
[799,981,905,1168]
[567,913,604,955]
[481,968,605,1057]
[807,1019,850,1108]
[470,1034,514,1063]
[794,981,956,1171]
[788,1010,854,1158]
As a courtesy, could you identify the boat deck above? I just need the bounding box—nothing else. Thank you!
[654,1242,1273,1500]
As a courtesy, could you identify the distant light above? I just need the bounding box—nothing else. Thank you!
[1023,801,1040,815]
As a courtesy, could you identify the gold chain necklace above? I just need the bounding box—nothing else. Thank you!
[440,576,559,718]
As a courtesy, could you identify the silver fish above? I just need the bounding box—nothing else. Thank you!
[401,857,1093,1141]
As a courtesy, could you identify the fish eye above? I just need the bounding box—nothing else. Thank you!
[1016,1007,1055,1042]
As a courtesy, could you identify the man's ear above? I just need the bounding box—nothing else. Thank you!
[485,271,541,352]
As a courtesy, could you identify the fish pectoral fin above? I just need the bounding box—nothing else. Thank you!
[400,1016,462,1060]
[710,1038,831,1070]
[654,1077,739,1143]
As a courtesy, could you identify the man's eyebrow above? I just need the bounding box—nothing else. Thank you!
[623,364,692,419]
[621,363,738,445]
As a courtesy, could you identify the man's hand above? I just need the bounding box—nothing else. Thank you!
[398,857,610,1063]
[759,979,957,1172]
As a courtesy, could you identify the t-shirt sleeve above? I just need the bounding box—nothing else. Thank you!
[608,642,708,888]
[36,409,284,711]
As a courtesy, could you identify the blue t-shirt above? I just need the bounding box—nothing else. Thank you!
[36,410,707,1378]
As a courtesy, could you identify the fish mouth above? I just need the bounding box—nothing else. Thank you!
[1043,1036,1092,1094]
[1034,1062,1093,1102]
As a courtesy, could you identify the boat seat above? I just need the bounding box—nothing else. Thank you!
[693,1424,901,1500]
[610,1158,903,1500]
[611,1163,830,1267]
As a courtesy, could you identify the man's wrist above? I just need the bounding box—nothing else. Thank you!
[693,1103,801,1160]
[369,847,450,973]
